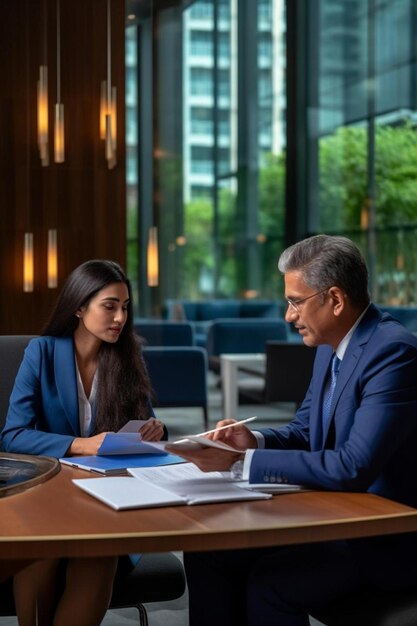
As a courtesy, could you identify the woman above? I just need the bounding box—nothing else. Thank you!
[1,259,164,626]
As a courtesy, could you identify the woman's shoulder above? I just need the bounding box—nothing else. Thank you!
[26,335,73,355]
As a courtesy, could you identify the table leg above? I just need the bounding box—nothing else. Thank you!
[220,357,239,420]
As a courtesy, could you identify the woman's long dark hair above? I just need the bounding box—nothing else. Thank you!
[42,259,152,432]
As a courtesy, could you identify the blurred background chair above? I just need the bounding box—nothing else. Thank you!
[0,335,36,426]
[238,340,316,408]
[0,336,186,626]
[142,346,209,430]
[379,305,417,334]
[206,318,288,372]
[164,299,284,347]
[134,320,195,346]
[110,552,186,626]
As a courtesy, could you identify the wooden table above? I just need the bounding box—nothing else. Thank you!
[0,465,417,561]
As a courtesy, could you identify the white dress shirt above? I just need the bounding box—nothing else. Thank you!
[75,363,98,437]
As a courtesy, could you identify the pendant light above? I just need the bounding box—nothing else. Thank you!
[54,0,64,163]
[100,0,117,168]
[147,227,159,287]
[37,0,49,165]
[47,229,58,288]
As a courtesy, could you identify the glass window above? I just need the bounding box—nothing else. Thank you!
[126,0,287,310]
[190,2,213,21]
[191,107,213,135]
[125,25,139,308]
[191,146,214,174]
[190,31,213,56]
[183,0,286,299]
[190,68,213,96]
[310,0,417,305]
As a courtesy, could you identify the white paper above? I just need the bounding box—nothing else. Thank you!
[73,463,271,511]
[127,462,229,483]
[118,420,149,434]
[239,482,309,494]
[127,464,306,498]
[167,436,243,453]
[127,463,271,505]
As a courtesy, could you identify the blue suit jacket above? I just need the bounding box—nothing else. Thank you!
[1,337,79,457]
[251,304,417,508]
[0,336,154,458]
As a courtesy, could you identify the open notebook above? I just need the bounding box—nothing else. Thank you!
[73,463,272,510]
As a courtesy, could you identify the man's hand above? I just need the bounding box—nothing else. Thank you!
[210,419,258,450]
[165,444,244,472]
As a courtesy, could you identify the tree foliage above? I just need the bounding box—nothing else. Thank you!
[319,123,417,231]
[180,122,417,302]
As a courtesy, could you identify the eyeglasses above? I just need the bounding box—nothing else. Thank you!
[286,288,329,313]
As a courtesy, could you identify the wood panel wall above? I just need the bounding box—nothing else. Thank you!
[0,0,126,334]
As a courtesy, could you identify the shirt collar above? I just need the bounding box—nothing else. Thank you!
[335,303,370,361]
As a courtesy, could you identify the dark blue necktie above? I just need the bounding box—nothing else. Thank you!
[322,353,340,446]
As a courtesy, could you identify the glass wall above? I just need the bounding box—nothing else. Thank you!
[309,0,417,305]
[183,0,287,301]
[125,25,139,306]
[127,0,417,313]
[126,0,287,316]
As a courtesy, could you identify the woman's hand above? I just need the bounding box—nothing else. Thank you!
[139,419,165,442]
[68,432,111,456]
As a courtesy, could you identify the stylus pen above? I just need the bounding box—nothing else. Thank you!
[199,416,257,437]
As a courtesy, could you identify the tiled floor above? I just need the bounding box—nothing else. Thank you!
[0,372,325,625]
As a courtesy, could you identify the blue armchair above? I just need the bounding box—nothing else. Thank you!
[142,346,209,430]
[378,306,417,333]
[206,319,288,357]
[164,299,284,347]
[134,320,195,346]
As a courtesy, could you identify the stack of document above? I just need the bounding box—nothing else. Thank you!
[73,462,307,510]
[72,463,270,510]
[66,418,308,505]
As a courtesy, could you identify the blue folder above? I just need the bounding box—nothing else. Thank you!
[97,433,169,456]
[60,453,185,475]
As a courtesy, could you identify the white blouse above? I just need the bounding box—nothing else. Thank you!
[75,363,98,437]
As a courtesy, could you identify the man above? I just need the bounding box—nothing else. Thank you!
[168,235,417,626]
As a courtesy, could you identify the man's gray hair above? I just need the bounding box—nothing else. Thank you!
[278,235,370,308]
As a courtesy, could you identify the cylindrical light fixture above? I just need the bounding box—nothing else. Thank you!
[23,232,34,293]
[105,85,117,168]
[37,65,49,165]
[110,84,117,152]
[147,226,159,287]
[100,80,108,140]
[101,0,117,169]
[47,228,58,288]
[54,102,64,162]
[37,0,49,166]
[54,0,64,163]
